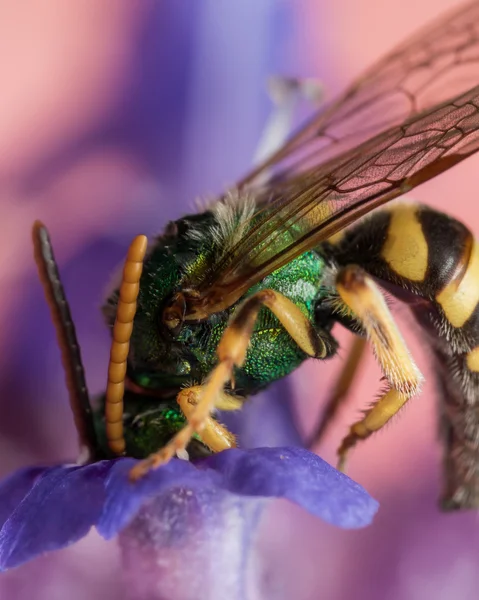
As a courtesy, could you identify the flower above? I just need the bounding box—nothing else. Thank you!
[0,447,378,576]
[0,2,382,597]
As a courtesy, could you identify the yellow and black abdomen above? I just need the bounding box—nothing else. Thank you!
[330,203,479,509]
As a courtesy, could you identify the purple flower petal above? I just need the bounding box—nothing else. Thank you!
[198,447,378,529]
[0,461,113,571]
[97,458,223,539]
[0,467,46,529]
[0,447,378,572]
[98,448,377,539]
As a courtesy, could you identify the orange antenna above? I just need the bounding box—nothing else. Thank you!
[32,221,98,459]
[105,235,148,455]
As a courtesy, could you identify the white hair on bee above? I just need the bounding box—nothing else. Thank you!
[212,190,256,250]
[188,189,256,255]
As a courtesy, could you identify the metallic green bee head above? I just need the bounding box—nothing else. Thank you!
[103,211,219,392]
[103,193,328,401]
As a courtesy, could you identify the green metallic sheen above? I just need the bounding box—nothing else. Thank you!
[94,390,209,459]
[99,209,337,457]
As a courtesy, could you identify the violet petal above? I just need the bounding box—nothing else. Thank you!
[97,458,222,539]
[0,461,113,571]
[198,447,378,528]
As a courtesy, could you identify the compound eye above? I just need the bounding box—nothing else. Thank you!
[161,292,186,336]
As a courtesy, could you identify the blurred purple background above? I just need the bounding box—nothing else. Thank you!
[1,1,479,598]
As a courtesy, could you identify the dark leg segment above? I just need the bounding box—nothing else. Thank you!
[308,336,367,448]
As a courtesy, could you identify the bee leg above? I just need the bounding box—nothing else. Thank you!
[330,203,479,506]
[129,387,238,481]
[335,265,423,471]
[130,289,331,480]
[308,335,367,449]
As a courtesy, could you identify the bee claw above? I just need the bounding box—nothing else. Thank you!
[176,448,190,461]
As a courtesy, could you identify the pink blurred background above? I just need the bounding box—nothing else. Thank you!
[1,1,478,598]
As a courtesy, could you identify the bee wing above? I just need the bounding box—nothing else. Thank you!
[241,0,479,188]
[193,84,479,308]
[184,1,479,313]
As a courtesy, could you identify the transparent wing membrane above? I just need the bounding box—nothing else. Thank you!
[183,1,479,316]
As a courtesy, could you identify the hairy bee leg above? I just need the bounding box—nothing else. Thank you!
[105,235,148,456]
[253,76,324,169]
[177,388,238,451]
[330,203,479,507]
[129,387,237,481]
[308,336,367,449]
[337,389,410,471]
[335,265,423,471]
[130,289,331,480]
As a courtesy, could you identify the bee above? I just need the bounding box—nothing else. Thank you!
[34,0,479,510]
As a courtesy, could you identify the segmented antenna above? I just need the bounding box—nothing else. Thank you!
[32,221,98,460]
[105,235,147,455]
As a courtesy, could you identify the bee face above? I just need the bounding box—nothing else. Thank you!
[117,211,223,388]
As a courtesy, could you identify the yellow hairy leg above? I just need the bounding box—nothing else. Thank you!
[129,386,238,481]
[130,288,329,479]
[335,265,423,471]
